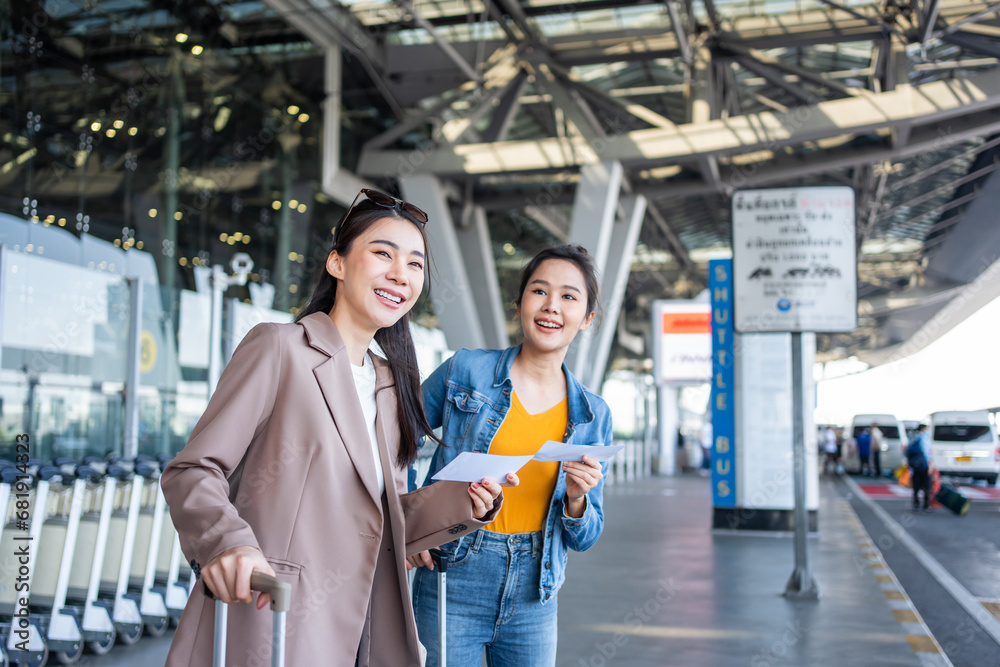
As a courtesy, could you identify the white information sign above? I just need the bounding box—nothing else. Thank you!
[732,187,857,333]
[736,333,819,511]
[651,301,711,384]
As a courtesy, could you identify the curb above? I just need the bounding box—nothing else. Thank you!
[835,494,952,666]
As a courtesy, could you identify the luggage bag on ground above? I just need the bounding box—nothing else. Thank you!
[213,571,291,667]
[934,483,971,515]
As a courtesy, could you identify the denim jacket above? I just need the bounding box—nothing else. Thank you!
[415,345,613,603]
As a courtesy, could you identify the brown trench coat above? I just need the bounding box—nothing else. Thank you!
[161,312,500,666]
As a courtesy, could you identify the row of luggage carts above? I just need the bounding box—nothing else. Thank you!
[0,454,191,666]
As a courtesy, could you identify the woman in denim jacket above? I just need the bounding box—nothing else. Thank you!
[408,244,614,666]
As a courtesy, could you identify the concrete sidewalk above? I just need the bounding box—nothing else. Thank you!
[556,474,932,666]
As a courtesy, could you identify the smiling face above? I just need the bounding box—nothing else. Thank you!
[326,214,426,336]
[517,258,595,356]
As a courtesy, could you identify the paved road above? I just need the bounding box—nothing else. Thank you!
[840,475,1000,667]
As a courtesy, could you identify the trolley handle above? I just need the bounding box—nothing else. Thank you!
[429,548,448,573]
[251,571,291,612]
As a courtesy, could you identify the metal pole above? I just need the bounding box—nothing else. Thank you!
[784,332,819,599]
[213,601,228,666]
[207,265,225,397]
[123,277,143,459]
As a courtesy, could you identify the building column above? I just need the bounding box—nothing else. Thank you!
[458,206,508,349]
[587,193,646,389]
[399,174,491,351]
[564,160,623,386]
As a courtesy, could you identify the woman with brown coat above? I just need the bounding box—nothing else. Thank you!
[161,189,511,666]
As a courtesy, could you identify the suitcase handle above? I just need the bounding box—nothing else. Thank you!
[429,548,448,573]
[251,571,291,612]
[215,572,291,667]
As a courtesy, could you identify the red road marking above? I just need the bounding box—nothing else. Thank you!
[857,482,1000,502]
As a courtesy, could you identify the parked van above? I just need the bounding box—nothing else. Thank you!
[929,411,999,485]
[843,414,907,475]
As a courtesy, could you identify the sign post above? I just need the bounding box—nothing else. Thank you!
[732,186,857,600]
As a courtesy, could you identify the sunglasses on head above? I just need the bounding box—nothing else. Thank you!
[334,188,429,244]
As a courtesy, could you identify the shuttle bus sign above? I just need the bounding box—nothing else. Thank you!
[732,186,857,333]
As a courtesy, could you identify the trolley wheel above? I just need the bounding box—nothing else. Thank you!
[114,622,142,646]
[144,616,169,638]
[85,630,116,656]
[53,641,84,665]
[12,645,48,667]
[169,615,180,629]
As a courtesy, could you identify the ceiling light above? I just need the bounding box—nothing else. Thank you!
[191,45,203,55]
[90,121,101,132]
[128,127,138,136]
[298,113,309,123]
[175,33,189,43]
[287,105,300,115]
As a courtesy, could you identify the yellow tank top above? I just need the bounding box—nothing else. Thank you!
[485,392,566,534]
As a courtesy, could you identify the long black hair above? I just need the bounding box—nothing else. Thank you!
[296,199,440,467]
[516,244,602,322]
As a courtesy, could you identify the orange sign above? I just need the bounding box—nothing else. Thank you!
[663,312,711,335]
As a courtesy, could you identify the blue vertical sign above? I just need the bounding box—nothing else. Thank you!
[710,259,736,507]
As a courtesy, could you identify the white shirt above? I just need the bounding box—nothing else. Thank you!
[351,353,384,496]
[823,428,838,453]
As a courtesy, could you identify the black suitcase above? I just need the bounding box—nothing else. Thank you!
[935,483,971,515]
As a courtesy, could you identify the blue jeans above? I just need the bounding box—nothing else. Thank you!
[412,530,557,667]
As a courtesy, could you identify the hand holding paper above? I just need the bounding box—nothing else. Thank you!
[430,442,623,484]
[431,452,534,484]
[532,441,624,463]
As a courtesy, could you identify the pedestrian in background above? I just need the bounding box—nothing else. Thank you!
[870,423,884,478]
[856,427,872,476]
[906,423,933,512]
[822,426,838,474]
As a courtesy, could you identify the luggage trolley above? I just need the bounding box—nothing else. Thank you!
[0,467,51,666]
[125,462,170,637]
[152,454,190,624]
[96,464,144,645]
[153,491,189,624]
[0,467,11,667]
[64,465,117,655]
[25,466,87,663]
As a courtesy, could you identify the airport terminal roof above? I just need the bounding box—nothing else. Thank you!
[3,0,1000,368]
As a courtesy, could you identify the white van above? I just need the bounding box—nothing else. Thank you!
[929,411,999,485]
[843,414,907,474]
